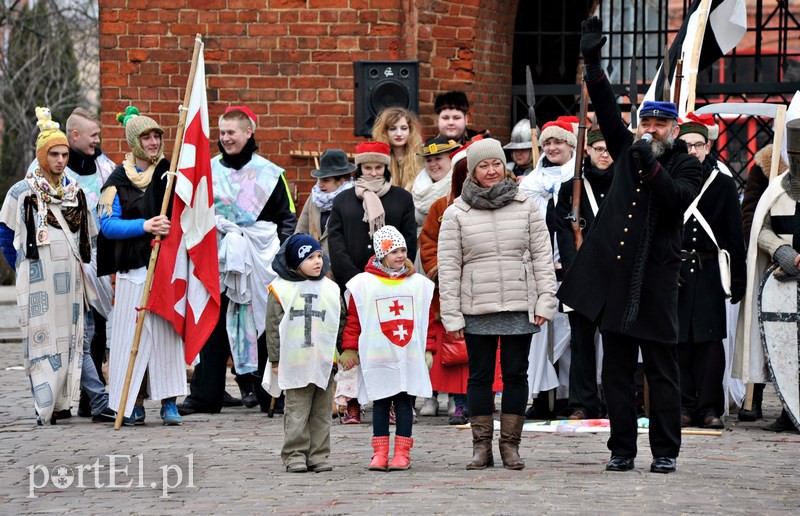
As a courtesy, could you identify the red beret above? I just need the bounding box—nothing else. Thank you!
[225,105,257,124]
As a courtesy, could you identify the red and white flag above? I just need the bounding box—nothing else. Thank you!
[147,42,220,364]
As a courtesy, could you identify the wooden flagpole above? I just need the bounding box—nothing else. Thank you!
[114,35,204,429]
[684,0,712,114]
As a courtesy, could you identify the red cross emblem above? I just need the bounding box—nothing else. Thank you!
[375,296,414,347]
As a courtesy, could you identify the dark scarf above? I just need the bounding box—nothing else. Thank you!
[541,156,562,168]
[622,139,687,332]
[24,191,91,263]
[67,147,101,176]
[582,156,613,187]
[218,135,258,170]
[461,178,518,210]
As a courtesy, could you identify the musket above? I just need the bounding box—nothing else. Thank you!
[568,74,589,250]
[673,54,684,107]
[526,66,540,164]
[662,44,671,102]
[630,51,638,129]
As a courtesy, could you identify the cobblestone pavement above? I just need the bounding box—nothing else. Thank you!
[0,338,797,514]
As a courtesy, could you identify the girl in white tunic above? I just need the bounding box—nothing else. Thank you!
[339,226,434,471]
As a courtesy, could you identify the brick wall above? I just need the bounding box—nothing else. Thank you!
[98,0,518,200]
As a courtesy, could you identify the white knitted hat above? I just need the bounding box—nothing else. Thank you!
[466,138,506,175]
[373,225,406,261]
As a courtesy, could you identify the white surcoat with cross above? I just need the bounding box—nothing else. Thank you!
[346,272,434,403]
[269,277,341,390]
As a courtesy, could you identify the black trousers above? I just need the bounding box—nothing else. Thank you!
[601,332,681,459]
[678,338,725,421]
[465,332,531,417]
[89,307,107,384]
[567,311,603,417]
[185,296,273,412]
[373,393,414,437]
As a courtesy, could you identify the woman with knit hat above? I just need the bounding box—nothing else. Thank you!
[0,108,97,425]
[438,138,557,470]
[327,141,417,423]
[97,106,186,426]
[418,137,491,424]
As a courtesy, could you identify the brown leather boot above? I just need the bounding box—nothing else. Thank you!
[466,415,495,470]
[498,413,525,470]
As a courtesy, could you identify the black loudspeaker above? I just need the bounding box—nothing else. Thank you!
[353,60,419,137]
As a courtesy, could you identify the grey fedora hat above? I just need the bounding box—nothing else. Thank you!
[311,149,357,178]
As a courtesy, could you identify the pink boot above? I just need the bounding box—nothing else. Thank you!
[387,436,414,471]
[369,436,390,471]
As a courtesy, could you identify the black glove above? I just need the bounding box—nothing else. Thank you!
[629,138,658,176]
[580,16,607,66]
[773,244,800,277]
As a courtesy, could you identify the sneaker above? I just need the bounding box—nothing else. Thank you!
[448,405,468,425]
[389,404,396,425]
[123,405,146,426]
[341,400,361,424]
[161,400,183,426]
[419,397,439,416]
[92,407,118,423]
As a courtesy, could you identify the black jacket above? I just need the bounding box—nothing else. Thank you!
[97,159,171,276]
[555,157,615,274]
[327,186,417,292]
[557,66,703,344]
[255,173,296,244]
[677,159,747,343]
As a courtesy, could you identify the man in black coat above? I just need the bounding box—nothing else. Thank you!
[676,122,746,430]
[555,129,615,420]
[558,17,702,474]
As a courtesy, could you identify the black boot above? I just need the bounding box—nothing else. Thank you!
[524,390,554,420]
[738,383,764,421]
[764,409,798,433]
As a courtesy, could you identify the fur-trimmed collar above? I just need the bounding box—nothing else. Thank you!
[753,144,788,176]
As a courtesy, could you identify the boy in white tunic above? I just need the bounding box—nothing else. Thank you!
[339,225,435,471]
[266,234,345,473]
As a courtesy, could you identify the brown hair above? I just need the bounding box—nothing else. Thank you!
[448,158,469,202]
[371,107,424,190]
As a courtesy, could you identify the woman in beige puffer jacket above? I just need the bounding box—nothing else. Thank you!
[438,138,557,471]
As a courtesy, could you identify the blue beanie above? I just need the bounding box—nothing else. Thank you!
[639,101,679,120]
[285,233,322,270]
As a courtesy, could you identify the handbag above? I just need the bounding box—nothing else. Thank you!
[440,332,468,366]
[682,169,731,298]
